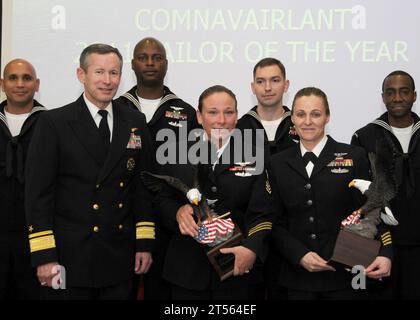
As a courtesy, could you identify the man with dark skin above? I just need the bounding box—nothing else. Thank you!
[116,37,197,299]
[0,59,46,299]
[352,71,419,299]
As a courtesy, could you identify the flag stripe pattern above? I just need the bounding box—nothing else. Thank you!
[341,211,361,228]
[195,218,235,245]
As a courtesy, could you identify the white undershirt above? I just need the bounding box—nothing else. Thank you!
[300,135,328,177]
[4,110,30,137]
[260,118,283,141]
[137,94,161,123]
[391,125,413,153]
[202,132,231,170]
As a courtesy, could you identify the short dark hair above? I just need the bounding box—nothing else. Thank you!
[292,87,330,116]
[382,70,416,92]
[198,85,237,112]
[253,57,286,79]
[79,43,123,71]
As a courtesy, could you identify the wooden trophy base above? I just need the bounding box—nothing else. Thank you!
[207,229,243,281]
[329,229,380,269]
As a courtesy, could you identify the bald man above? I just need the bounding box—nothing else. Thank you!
[116,37,198,300]
[0,59,46,299]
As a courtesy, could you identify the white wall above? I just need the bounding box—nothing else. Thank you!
[2,0,419,142]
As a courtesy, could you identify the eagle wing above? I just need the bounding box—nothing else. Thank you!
[140,171,191,195]
[362,140,398,213]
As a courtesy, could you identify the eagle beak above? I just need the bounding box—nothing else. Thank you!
[192,198,199,206]
[348,180,355,188]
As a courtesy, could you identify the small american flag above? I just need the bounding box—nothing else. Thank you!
[195,218,235,245]
[341,210,361,228]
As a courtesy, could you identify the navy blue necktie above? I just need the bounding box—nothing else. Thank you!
[303,152,318,166]
[98,109,110,150]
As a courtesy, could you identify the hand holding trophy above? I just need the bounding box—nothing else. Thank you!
[141,170,243,280]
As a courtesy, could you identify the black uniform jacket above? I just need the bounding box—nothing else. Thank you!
[116,85,198,164]
[156,134,275,291]
[237,105,298,161]
[268,136,391,292]
[25,95,155,288]
[352,112,420,245]
[0,100,46,233]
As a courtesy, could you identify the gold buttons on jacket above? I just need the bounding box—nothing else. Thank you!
[93,226,99,233]
[118,224,123,230]
[118,203,123,209]
[96,184,100,189]
[93,204,99,210]
[119,182,124,188]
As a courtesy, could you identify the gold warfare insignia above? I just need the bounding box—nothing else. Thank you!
[28,225,34,233]
[127,157,136,171]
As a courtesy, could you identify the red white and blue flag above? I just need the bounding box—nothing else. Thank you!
[195,218,235,245]
[341,210,361,228]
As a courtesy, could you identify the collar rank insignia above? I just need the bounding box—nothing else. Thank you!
[127,128,142,149]
[229,162,256,177]
[127,157,136,171]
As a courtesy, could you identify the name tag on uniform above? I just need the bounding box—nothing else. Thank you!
[127,128,142,149]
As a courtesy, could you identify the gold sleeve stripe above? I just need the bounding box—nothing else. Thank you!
[249,222,272,230]
[29,230,54,239]
[249,224,272,233]
[136,226,155,231]
[30,235,56,253]
[381,232,391,237]
[248,226,271,237]
[381,235,392,242]
[249,222,272,233]
[136,227,155,240]
[136,222,155,227]
[382,240,392,246]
